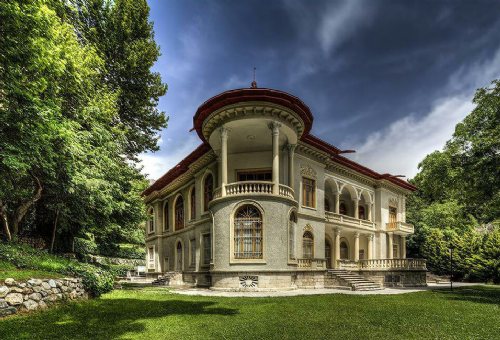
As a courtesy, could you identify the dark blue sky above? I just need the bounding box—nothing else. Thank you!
[141,0,500,179]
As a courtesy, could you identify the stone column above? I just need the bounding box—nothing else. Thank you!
[401,235,407,259]
[220,126,228,197]
[388,232,394,259]
[354,232,360,262]
[287,144,296,189]
[353,199,359,219]
[367,234,373,260]
[334,193,340,214]
[334,228,340,268]
[269,122,281,195]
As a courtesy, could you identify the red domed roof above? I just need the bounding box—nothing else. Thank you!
[193,87,314,143]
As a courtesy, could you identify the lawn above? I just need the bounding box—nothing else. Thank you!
[0,286,499,340]
[0,260,61,281]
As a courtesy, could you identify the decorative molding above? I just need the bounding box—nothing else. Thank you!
[300,164,317,179]
[239,276,258,288]
[389,197,399,207]
[303,223,313,232]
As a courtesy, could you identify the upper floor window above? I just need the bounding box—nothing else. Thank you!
[302,231,314,259]
[325,198,330,212]
[147,207,154,233]
[358,206,365,220]
[203,174,213,211]
[302,177,316,208]
[237,169,272,181]
[190,186,196,220]
[339,202,347,215]
[163,201,169,231]
[175,195,184,230]
[389,206,397,226]
[234,205,262,259]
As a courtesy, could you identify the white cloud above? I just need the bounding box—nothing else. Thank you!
[139,135,201,180]
[318,0,372,54]
[347,46,500,178]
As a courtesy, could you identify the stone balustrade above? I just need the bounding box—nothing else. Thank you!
[337,258,426,271]
[386,221,414,234]
[325,211,375,231]
[212,182,295,201]
[297,258,326,270]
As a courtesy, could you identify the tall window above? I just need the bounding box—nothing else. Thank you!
[234,205,263,259]
[202,234,211,265]
[340,241,348,260]
[163,201,169,231]
[325,198,330,212]
[358,206,365,220]
[190,239,196,266]
[176,242,182,271]
[190,187,196,220]
[325,240,331,268]
[389,206,397,227]
[302,177,316,208]
[339,202,347,215]
[175,195,184,230]
[302,231,314,259]
[147,208,154,233]
[203,174,213,211]
[288,212,297,260]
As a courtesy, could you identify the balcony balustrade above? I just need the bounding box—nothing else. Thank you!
[325,211,375,231]
[212,181,295,200]
[386,221,414,234]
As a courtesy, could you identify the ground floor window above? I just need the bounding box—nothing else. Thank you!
[190,239,196,266]
[302,231,314,259]
[234,205,263,259]
[176,242,182,271]
[202,233,211,265]
[325,240,331,268]
[288,212,297,260]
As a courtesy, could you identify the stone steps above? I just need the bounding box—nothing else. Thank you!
[327,270,383,291]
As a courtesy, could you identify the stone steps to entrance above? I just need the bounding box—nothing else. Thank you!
[327,269,383,291]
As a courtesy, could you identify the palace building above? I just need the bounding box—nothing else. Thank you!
[142,83,426,290]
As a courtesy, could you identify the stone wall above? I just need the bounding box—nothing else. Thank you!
[0,278,88,318]
[359,270,427,287]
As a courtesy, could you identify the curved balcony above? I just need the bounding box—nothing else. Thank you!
[386,222,414,235]
[212,181,295,201]
[325,211,375,232]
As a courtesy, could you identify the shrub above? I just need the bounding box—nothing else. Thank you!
[74,237,98,256]
[66,263,115,297]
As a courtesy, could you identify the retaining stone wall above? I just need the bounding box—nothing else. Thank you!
[0,278,88,318]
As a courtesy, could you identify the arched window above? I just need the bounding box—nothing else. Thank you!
[175,195,184,230]
[339,202,347,215]
[234,205,262,259]
[288,211,297,260]
[176,242,183,271]
[340,241,349,260]
[358,206,365,220]
[302,231,314,259]
[190,186,196,220]
[163,201,169,231]
[325,198,330,212]
[325,240,331,268]
[147,207,154,233]
[204,174,213,211]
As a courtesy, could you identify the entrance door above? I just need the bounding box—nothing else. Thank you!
[176,242,182,271]
[325,241,331,268]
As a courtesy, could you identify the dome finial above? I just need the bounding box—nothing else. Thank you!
[251,67,257,88]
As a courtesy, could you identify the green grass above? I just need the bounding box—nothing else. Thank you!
[0,286,498,340]
[0,259,60,281]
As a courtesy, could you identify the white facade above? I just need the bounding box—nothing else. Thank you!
[143,86,426,289]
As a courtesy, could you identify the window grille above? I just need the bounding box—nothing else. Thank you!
[234,205,263,259]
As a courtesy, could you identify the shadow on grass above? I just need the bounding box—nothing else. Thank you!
[0,297,238,340]
[437,286,500,305]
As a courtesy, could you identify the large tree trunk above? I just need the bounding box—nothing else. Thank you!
[11,174,43,235]
[0,202,12,241]
[50,209,59,253]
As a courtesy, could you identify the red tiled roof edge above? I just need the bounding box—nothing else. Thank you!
[141,143,211,197]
